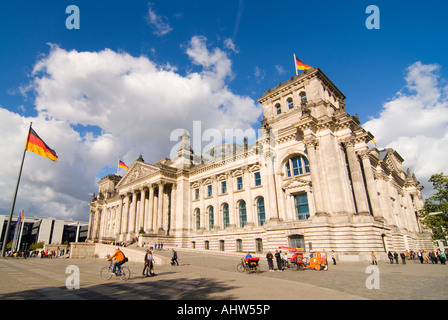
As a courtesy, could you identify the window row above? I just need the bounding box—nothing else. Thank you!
[194,198,266,231]
[275,91,307,115]
[193,172,262,200]
[193,192,310,231]
[191,235,307,253]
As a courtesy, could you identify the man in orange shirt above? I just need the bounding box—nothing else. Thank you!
[108,248,127,275]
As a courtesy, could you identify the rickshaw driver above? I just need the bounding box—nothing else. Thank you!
[108,248,127,275]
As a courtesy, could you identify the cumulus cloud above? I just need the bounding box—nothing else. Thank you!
[363,61,448,197]
[1,37,261,221]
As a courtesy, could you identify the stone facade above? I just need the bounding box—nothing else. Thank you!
[88,67,433,261]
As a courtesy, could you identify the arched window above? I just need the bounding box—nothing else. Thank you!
[299,91,307,102]
[275,103,281,115]
[257,197,266,226]
[208,206,214,230]
[285,156,310,177]
[222,203,229,228]
[194,208,200,230]
[287,97,294,109]
[239,200,247,227]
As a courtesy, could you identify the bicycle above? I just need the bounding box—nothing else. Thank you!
[100,260,131,281]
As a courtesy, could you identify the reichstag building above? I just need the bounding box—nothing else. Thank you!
[88,67,433,261]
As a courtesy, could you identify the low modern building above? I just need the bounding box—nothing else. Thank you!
[0,214,89,252]
[88,67,433,260]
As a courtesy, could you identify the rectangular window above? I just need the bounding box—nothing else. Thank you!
[195,188,199,200]
[236,176,243,190]
[221,181,227,194]
[207,185,212,197]
[294,193,310,220]
[254,172,261,186]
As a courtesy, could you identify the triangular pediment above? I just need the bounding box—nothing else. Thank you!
[116,162,159,188]
[282,177,311,190]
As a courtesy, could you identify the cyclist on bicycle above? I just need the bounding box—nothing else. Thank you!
[108,248,127,275]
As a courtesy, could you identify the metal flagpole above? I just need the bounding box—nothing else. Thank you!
[293,54,298,76]
[1,123,32,257]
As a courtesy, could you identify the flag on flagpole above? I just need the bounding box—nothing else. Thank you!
[294,54,311,75]
[118,160,129,170]
[25,127,58,161]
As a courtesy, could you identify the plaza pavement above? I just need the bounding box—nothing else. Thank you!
[0,248,447,301]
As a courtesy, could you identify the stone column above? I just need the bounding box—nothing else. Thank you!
[121,193,131,235]
[115,196,124,237]
[147,185,155,232]
[128,191,137,234]
[139,187,147,233]
[88,210,95,239]
[157,182,165,232]
[359,151,384,220]
[304,138,326,214]
[343,139,369,214]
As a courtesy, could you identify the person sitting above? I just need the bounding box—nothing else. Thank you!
[108,248,127,275]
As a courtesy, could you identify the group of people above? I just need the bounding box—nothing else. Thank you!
[416,250,446,264]
[265,250,288,272]
[107,247,179,278]
[382,250,447,265]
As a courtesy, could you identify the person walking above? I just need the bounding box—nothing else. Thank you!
[266,251,274,272]
[371,251,377,265]
[142,249,151,276]
[171,249,179,266]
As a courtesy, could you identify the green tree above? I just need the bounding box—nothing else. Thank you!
[418,173,448,240]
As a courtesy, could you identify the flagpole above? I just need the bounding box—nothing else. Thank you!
[1,123,31,257]
[293,54,298,76]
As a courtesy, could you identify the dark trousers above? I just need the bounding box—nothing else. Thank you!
[112,260,125,274]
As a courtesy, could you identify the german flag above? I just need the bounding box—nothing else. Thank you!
[295,56,311,71]
[118,160,129,170]
[25,128,58,162]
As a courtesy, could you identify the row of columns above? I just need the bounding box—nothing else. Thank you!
[115,182,172,238]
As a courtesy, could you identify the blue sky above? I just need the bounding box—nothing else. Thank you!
[0,0,447,221]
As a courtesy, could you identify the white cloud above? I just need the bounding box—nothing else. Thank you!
[1,37,262,221]
[145,2,173,36]
[363,61,448,197]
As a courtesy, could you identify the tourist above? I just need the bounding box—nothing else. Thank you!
[417,250,423,263]
[393,252,399,264]
[171,249,179,266]
[142,249,151,277]
[266,251,274,272]
[388,251,394,264]
[331,250,337,265]
[400,252,406,264]
[371,251,377,265]
[440,251,446,265]
[274,250,283,271]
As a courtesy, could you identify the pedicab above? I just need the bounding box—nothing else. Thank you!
[237,256,261,274]
[302,250,328,271]
[279,247,328,271]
